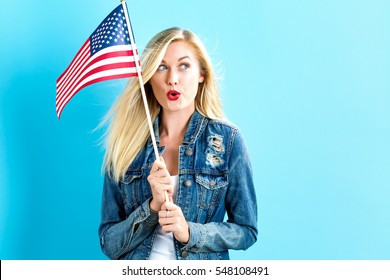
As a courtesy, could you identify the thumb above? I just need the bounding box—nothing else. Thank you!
[155,156,166,169]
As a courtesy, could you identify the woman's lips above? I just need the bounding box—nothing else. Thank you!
[167,90,181,101]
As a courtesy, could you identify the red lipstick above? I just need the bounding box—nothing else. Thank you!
[167,90,181,101]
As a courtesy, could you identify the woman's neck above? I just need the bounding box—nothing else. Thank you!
[159,109,194,140]
[159,109,194,175]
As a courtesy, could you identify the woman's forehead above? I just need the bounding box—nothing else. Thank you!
[162,41,197,61]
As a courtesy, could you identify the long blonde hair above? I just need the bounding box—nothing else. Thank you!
[102,27,224,182]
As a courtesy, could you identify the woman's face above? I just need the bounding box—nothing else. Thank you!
[149,41,204,114]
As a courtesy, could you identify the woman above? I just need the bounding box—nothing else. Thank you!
[98,27,257,260]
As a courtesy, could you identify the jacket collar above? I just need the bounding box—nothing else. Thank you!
[148,110,208,146]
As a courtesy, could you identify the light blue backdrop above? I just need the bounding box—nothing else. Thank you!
[1,0,389,259]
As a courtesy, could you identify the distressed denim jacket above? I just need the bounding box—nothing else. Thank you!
[98,110,258,260]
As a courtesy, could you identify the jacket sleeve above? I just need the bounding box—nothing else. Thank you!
[182,129,258,252]
[98,172,158,259]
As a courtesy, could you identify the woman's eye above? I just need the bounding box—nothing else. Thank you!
[179,63,190,70]
[157,65,167,71]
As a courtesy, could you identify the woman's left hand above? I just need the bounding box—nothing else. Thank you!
[159,201,190,244]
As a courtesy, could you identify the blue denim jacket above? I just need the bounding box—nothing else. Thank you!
[98,111,258,260]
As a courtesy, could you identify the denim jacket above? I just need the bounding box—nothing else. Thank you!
[98,110,258,260]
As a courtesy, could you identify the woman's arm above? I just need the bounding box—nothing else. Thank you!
[98,172,159,259]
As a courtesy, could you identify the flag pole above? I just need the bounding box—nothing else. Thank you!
[120,0,159,160]
[120,0,169,202]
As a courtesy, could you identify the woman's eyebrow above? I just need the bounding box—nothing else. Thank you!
[160,56,191,64]
[178,56,191,61]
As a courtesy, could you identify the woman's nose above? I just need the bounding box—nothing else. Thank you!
[167,69,178,86]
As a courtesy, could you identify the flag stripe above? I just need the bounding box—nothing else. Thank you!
[56,69,137,117]
[56,44,136,103]
[57,44,136,92]
[57,39,90,82]
[56,44,138,116]
[56,59,136,110]
[56,42,91,94]
[55,4,140,118]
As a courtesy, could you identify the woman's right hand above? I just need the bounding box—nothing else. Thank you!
[147,157,173,212]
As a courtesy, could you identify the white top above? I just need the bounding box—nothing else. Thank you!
[149,175,179,260]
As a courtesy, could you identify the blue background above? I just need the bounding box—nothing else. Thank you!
[1,0,389,259]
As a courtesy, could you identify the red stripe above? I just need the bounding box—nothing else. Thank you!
[56,48,90,95]
[56,46,90,95]
[56,72,137,119]
[56,53,137,108]
[57,40,90,83]
[55,41,141,118]
[81,62,137,81]
[56,60,137,110]
[56,49,136,100]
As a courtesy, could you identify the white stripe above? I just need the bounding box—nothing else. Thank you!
[56,53,136,107]
[57,65,137,109]
[56,44,136,97]
[56,44,139,116]
[85,55,136,69]
[57,42,90,86]
[56,67,137,115]
[91,44,136,60]
[57,47,90,93]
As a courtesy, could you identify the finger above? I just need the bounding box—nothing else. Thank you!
[156,156,167,169]
[161,221,182,233]
[161,225,173,233]
[154,169,172,179]
[159,210,171,219]
[162,200,176,209]
[160,201,178,214]
[149,168,171,182]
[154,186,173,199]
[151,158,166,172]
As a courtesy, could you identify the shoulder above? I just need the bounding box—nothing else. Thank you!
[203,117,248,156]
[205,118,239,140]
[207,118,238,131]
[205,118,246,145]
[193,116,249,171]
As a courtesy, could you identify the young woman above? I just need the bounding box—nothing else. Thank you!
[98,27,257,260]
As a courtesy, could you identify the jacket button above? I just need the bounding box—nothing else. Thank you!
[181,250,189,258]
[185,149,193,156]
[209,180,216,186]
[184,180,192,188]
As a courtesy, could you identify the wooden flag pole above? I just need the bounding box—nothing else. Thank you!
[120,0,158,160]
[120,0,169,202]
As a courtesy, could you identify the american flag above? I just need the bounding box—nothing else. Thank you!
[56,4,139,118]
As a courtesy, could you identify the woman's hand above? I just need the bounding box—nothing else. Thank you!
[159,201,190,244]
[147,157,173,212]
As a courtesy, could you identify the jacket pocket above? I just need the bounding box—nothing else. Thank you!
[120,170,150,214]
[195,173,228,209]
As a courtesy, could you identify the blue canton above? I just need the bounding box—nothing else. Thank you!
[90,5,131,55]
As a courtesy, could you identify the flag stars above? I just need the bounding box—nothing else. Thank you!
[89,5,131,54]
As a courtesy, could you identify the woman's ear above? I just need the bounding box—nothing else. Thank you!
[198,75,205,83]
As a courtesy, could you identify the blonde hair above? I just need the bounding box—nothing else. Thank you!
[102,27,224,182]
